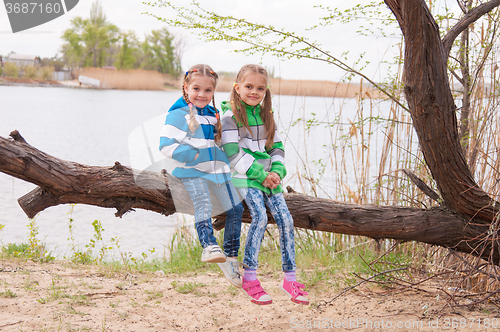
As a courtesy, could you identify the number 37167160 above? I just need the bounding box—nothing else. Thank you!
[5,2,62,14]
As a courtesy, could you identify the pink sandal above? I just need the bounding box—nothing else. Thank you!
[242,278,272,305]
[280,279,309,305]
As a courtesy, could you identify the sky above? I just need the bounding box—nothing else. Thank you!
[0,0,400,81]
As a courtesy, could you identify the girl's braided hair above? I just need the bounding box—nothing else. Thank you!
[230,64,275,149]
[182,64,222,142]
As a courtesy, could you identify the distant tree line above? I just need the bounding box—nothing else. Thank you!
[60,0,182,77]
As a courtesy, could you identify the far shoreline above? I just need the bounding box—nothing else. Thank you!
[0,75,383,98]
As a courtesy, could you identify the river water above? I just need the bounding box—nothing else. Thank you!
[0,85,393,259]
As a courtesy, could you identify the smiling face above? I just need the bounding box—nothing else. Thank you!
[235,72,267,107]
[184,75,216,108]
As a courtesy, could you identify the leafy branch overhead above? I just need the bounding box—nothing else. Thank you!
[143,0,407,109]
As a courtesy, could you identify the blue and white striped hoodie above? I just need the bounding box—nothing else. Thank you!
[159,97,231,184]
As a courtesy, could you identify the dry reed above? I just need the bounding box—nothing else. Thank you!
[271,26,500,304]
[216,75,383,98]
[268,78,383,98]
[73,69,380,98]
[74,68,172,90]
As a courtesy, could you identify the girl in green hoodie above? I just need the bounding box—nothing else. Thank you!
[220,64,309,306]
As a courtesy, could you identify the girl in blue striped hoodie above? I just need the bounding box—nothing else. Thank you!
[159,64,243,287]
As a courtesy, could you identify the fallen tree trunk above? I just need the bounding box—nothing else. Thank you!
[0,131,492,262]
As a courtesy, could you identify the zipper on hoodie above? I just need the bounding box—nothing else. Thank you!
[201,110,220,185]
[251,106,261,150]
[251,104,274,194]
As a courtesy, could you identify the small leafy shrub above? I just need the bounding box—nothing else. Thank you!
[40,66,54,81]
[22,65,37,79]
[3,62,19,77]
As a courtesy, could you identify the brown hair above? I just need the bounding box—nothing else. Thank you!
[230,64,275,149]
[181,64,222,142]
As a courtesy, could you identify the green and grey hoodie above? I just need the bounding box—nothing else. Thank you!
[220,100,286,194]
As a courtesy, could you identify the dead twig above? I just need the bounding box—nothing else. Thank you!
[116,272,134,290]
[317,267,408,309]
[0,320,23,328]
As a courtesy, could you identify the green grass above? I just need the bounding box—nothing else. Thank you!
[171,280,205,294]
[0,288,17,298]
[0,215,432,300]
[2,243,30,257]
[0,227,420,282]
[144,289,163,301]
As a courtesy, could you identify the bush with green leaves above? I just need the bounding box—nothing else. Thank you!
[40,66,55,81]
[3,62,19,77]
[22,65,38,79]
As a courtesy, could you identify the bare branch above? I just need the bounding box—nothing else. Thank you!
[402,169,441,202]
[442,0,500,59]
[317,267,409,309]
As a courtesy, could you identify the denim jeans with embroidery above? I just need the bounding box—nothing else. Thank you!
[238,187,296,271]
[181,178,243,257]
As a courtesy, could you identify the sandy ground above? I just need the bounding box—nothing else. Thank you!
[1,261,499,331]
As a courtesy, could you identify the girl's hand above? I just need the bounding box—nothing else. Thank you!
[262,176,276,189]
[268,172,281,184]
[262,173,280,189]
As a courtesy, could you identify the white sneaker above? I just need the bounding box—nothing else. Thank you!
[201,245,226,263]
[218,259,242,287]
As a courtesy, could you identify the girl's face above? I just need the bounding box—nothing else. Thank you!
[184,75,216,108]
[235,72,267,107]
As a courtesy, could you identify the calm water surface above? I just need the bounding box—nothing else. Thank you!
[0,85,386,259]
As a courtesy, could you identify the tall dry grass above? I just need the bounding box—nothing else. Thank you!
[217,75,383,98]
[76,68,383,98]
[269,32,500,298]
[269,78,383,98]
[74,68,174,90]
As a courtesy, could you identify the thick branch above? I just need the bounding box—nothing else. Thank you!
[442,0,500,59]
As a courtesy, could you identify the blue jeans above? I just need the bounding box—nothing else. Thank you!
[181,178,243,257]
[238,187,296,271]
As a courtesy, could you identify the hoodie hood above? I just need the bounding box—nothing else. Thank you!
[220,100,231,115]
[169,96,217,117]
